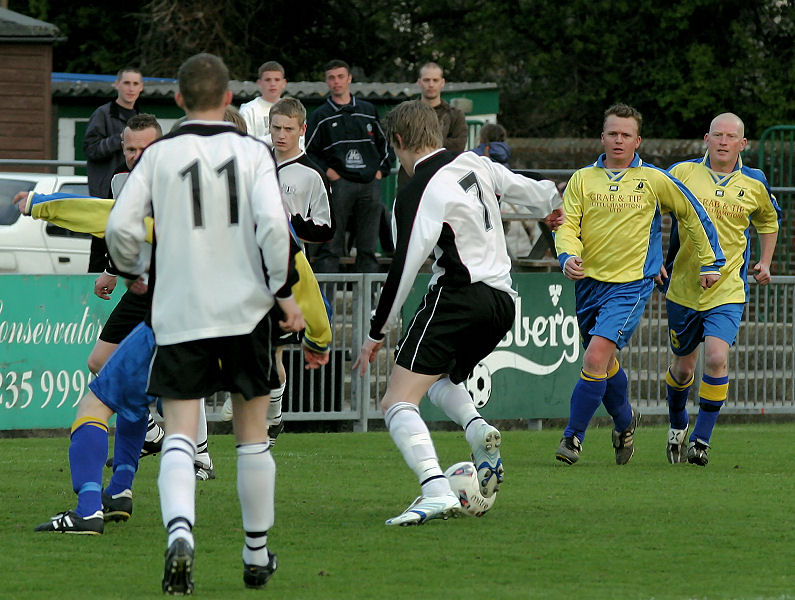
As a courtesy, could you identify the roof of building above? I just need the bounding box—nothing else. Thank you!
[50,73,498,102]
[0,7,62,41]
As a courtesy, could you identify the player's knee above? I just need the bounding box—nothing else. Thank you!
[87,353,103,375]
[669,366,694,386]
[669,354,696,384]
[75,390,112,422]
[380,397,395,415]
[703,349,728,375]
[582,342,614,375]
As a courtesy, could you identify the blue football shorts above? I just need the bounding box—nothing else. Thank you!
[574,277,655,350]
[89,321,157,422]
[666,299,745,356]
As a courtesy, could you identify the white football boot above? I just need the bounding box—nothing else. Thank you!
[666,426,689,464]
[385,492,461,526]
[470,422,503,497]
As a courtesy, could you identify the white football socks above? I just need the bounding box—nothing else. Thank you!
[196,399,209,455]
[428,376,486,450]
[146,413,164,443]
[428,376,481,428]
[159,434,196,548]
[268,383,285,426]
[237,442,275,566]
[384,402,450,498]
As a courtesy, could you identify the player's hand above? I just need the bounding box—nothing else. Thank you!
[353,337,384,376]
[543,207,565,231]
[302,346,329,370]
[94,272,117,300]
[123,275,148,295]
[12,191,30,213]
[563,256,585,281]
[700,273,720,289]
[752,262,772,285]
[654,264,668,287]
[276,296,305,332]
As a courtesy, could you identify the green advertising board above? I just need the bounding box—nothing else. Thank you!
[0,275,121,430]
[410,273,586,421]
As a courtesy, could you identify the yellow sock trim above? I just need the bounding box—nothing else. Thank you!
[699,380,728,402]
[71,416,109,435]
[580,368,606,382]
[665,369,694,391]
[606,360,620,379]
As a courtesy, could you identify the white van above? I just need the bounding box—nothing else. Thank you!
[0,173,91,273]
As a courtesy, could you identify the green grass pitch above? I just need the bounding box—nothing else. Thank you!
[3,423,795,599]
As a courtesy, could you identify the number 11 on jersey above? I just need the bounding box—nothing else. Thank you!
[179,158,240,227]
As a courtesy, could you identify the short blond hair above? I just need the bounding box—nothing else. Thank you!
[384,100,442,152]
[224,105,247,133]
[418,61,443,78]
[709,112,745,137]
[269,97,306,126]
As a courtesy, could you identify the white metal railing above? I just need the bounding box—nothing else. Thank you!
[624,276,795,414]
[206,275,795,428]
[206,274,393,431]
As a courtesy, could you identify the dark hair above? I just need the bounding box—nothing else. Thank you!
[116,66,142,79]
[479,123,507,144]
[604,103,643,135]
[126,113,162,137]
[324,59,350,73]
[257,61,285,79]
[177,53,229,111]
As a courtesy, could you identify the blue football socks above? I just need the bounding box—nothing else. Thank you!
[666,368,693,430]
[564,369,607,442]
[602,361,632,432]
[69,417,109,518]
[105,412,147,496]
[691,374,728,444]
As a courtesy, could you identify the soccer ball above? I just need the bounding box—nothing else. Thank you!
[444,461,496,517]
[465,362,492,408]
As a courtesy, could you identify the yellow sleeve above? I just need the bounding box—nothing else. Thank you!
[28,194,154,244]
[292,251,332,352]
[658,167,723,272]
[750,192,780,235]
[30,196,114,238]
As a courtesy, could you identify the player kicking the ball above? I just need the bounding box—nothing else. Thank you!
[354,100,564,526]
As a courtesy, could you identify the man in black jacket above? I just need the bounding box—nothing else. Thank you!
[83,67,142,273]
[305,59,393,273]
